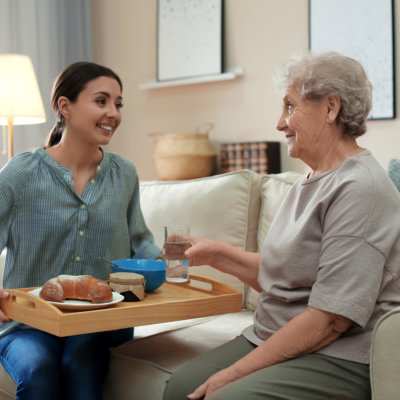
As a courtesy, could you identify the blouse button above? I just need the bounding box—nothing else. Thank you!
[90,179,95,184]
[75,256,81,262]
[79,230,84,237]
[81,204,86,209]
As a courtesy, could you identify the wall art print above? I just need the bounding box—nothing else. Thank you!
[309,0,395,119]
[157,0,223,81]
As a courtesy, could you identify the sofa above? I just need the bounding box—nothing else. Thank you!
[0,166,399,400]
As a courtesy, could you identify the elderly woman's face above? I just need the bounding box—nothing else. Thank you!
[276,85,332,163]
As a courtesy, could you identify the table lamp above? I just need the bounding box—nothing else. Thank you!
[0,54,46,159]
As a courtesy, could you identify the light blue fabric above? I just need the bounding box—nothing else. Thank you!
[387,159,400,192]
[0,147,162,289]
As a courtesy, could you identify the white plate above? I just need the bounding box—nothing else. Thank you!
[29,288,124,311]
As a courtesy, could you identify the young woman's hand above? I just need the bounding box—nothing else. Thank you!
[0,289,11,322]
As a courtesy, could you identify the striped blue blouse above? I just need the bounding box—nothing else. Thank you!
[0,147,161,289]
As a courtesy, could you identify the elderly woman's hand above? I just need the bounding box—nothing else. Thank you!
[187,368,238,399]
[184,236,221,267]
[184,236,262,291]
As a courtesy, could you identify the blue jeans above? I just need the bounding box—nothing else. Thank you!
[0,327,133,400]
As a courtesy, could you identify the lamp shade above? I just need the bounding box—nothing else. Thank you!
[0,54,46,126]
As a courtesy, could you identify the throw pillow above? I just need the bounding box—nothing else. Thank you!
[388,159,400,192]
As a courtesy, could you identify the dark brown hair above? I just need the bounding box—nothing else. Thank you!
[46,61,123,147]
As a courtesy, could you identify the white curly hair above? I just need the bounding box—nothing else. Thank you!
[274,51,373,138]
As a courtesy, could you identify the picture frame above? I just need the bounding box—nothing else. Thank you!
[309,0,395,119]
[157,0,223,82]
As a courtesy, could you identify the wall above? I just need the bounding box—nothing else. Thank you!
[91,0,400,181]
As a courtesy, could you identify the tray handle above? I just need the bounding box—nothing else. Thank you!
[0,289,63,322]
[186,275,240,295]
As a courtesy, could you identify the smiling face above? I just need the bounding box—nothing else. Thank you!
[276,85,335,166]
[59,76,123,146]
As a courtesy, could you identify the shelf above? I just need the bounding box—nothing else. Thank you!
[139,67,244,90]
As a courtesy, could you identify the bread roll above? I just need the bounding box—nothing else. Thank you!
[40,275,113,304]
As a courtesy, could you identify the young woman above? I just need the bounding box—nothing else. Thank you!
[0,62,162,399]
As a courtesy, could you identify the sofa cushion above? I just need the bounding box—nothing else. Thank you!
[0,368,14,400]
[103,311,253,400]
[140,170,262,296]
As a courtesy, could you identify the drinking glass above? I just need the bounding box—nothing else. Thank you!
[164,225,190,283]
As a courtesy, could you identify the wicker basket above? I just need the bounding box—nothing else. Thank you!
[152,154,216,180]
[150,123,216,180]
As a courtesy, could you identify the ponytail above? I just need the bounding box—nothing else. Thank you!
[46,115,64,147]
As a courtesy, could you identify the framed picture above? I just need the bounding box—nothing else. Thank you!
[157,0,223,81]
[309,0,395,119]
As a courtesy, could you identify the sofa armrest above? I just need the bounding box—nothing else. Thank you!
[370,307,400,400]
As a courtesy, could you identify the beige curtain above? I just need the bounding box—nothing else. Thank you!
[0,0,92,167]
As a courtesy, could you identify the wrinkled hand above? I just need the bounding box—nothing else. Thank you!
[162,233,190,259]
[0,289,11,323]
[187,368,237,399]
[184,237,220,267]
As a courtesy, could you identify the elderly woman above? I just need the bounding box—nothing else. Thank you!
[162,51,400,400]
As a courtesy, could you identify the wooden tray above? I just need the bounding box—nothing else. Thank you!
[0,275,242,337]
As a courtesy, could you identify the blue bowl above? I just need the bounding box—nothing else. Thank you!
[111,259,166,292]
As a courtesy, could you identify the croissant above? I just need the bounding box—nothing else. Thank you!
[40,275,113,304]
